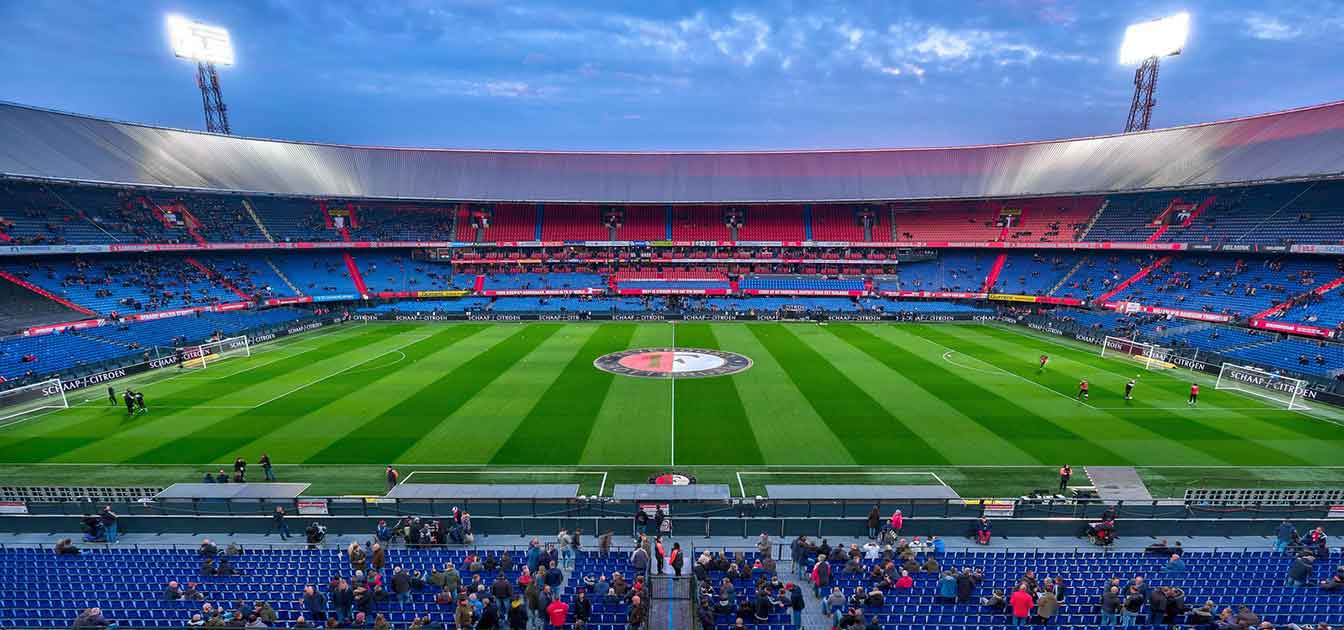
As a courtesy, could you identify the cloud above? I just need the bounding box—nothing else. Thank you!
[1243,15,1302,41]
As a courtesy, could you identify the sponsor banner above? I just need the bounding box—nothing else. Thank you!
[125,307,199,322]
[414,290,471,298]
[12,239,1344,258]
[1035,296,1085,306]
[449,258,545,265]
[213,301,251,312]
[24,318,107,337]
[890,313,974,322]
[0,501,28,515]
[823,313,884,322]
[264,296,313,306]
[881,290,988,299]
[988,293,1040,303]
[1292,244,1344,255]
[376,291,418,299]
[1248,319,1336,339]
[616,288,731,296]
[1104,301,1233,323]
[296,499,329,516]
[612,314,668,321]
[312,294,358,302]
[741,289,864,297]
[478,289,599,297]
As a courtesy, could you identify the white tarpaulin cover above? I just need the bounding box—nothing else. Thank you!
[2,100,1343,203]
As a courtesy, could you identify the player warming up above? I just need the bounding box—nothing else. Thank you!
[1124,378,1137,401]
[1077,378,1089,401]
[1038,354,1049,373]
[1188,383,1199,407]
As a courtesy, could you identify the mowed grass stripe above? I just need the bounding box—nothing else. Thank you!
[577,325,671,465]
[124,327,481,464]
[913,325,1312,466]
[748,324,948,465]
[307,324,559,464]
[827,324,1119,464]
[489,324,639,465]
[669,324,764,466]
[400,325,597,464]
[709,325,856,465]
[185,325,494,464]
[3,327,404,464]
[145,327,405,406]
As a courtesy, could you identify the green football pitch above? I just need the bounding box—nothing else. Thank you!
[2,320,1342,498]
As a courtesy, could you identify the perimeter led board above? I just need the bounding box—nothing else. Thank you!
[1119,12,1189,65]
[167,15,235,66]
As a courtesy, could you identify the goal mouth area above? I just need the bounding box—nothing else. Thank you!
[1215,362,1313,411]
[0,378,69,427]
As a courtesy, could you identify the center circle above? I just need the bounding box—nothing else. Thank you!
[617,351,726,374]
[595,347,752,379]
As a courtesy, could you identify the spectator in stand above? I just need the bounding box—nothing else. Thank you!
[1320,565,1344,591]
[99,506,119,543]
[1163,554,1187,575]
[1121,585,1145,627]
[890,510,904,538]
[1009,585,1034,626]
[1287,555,1316,587]
[72,607,113,629]
[1277,520,1298,552]
[1035,587,1060,625]
[976,517,992,545]
[55,538,80,555]
[866,506,881,539]
[1099,585,1121,626]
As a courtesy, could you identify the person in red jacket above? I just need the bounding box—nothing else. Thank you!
[1188,383,1199,406]
[890,510,904,538]
[546,597,569,629]
[1009,585,1035,626]
[1077,379,1089,401]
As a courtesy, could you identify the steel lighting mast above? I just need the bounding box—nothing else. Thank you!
[167,15,235,134]
[1120,13,1189,133]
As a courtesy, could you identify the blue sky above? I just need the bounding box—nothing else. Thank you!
[2,0,1341,150]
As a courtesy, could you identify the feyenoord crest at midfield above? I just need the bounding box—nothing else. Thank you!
[594,348,752,379]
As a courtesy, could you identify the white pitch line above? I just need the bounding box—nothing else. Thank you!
[941,351,1007,376]
[248,335,430,408]
[669,321,676,467]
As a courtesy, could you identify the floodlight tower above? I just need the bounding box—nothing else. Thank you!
[167,15,235,135]
[1119,13,1189,133]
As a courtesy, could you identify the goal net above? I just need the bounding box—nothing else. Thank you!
[181,336,251,370]
[0,378,69,425]
[1100,335,1175,370]
[1215,363,1310,410]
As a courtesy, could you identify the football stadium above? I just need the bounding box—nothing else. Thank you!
[1,6,1343,630]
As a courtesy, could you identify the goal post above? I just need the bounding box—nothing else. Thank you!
[1100,335,1175,370]
[182,335,251,369]
[0,378,69,425]
[1215,363,1310,410]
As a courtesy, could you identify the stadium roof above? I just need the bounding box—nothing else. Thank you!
[2,100,1343,203]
